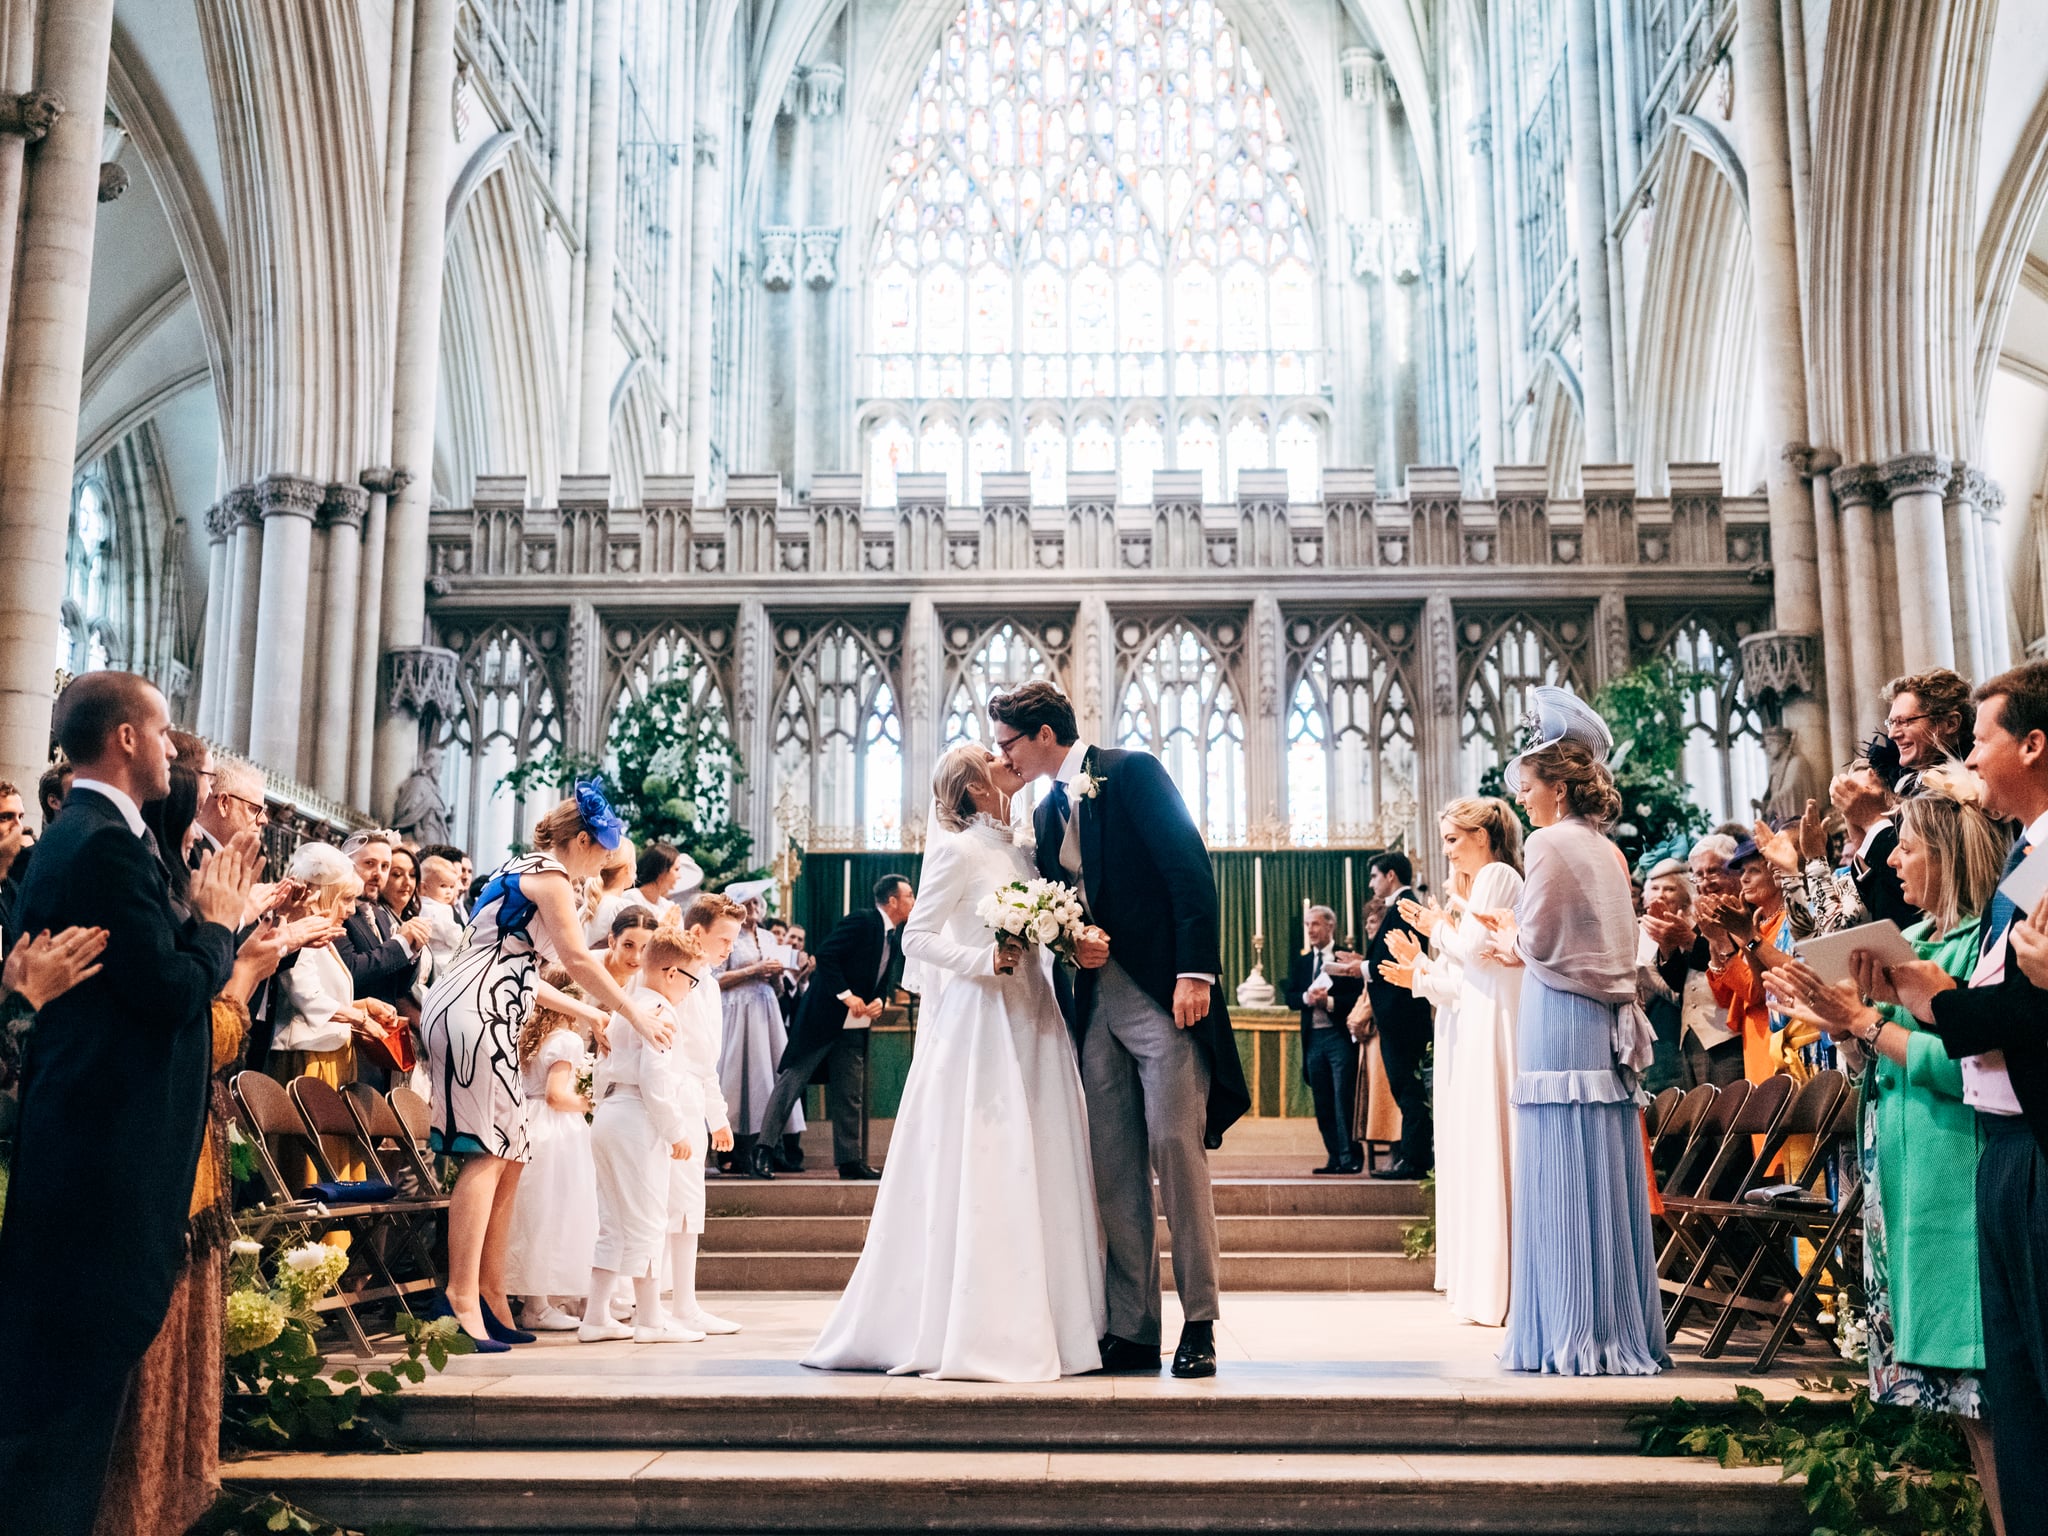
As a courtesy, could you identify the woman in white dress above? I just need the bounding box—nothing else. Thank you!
[1383,797,1524,1328]
[806,744,1106,1382]
[504,985,598,1330]
[714,886,803,1171]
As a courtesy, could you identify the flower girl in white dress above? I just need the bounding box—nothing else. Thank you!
[503,983,599,1331]
[806,745,1105,1382]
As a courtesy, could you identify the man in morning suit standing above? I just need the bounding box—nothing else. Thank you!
[993,681,1252,1381]
[1363,850,1432,1180]
[749,874,914,1180]
[0,672,257,1536]
[1284,904,1366,1174]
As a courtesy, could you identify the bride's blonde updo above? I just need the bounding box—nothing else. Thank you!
[930,744,998,833]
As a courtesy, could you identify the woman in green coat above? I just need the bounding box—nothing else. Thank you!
[1773,779,2008,1528]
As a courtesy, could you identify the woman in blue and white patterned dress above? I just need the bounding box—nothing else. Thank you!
[420,783,667,1352]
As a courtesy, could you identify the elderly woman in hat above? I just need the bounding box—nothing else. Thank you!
[713,878,805,1173]
[1483,686,1669,1376]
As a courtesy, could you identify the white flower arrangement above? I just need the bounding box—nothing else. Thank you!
[975,878,1089,969]
[1071,768,1103,801]
[575,1052,598,1123]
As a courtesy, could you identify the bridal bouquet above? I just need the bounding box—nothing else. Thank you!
[575,1052,598,1123]
[977,878,1088,971]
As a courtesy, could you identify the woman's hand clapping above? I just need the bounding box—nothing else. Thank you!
[1397,897,1445,936]
[3,927,109,1010]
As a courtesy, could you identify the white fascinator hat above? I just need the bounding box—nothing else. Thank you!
[1502,685,1613,794]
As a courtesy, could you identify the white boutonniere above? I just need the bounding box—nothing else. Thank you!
[1072,769,1103,801]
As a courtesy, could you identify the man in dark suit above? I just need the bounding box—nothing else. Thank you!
[749,875,913,1180]
[332,829,430,1090]
[1882,663,2048,1527]
[1284,904,1366,1174]
[1363,850,1432,1180]
[0,671,257,1536]
[1832,763,1918,928]
[995,681,1251,1381]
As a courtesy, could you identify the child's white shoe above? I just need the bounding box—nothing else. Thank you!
[634,1319,706,1344]
[611,1296,635,1321]
[577,1319,633,1343]
[674,1308,739,1335]
[526,1305,581,1332]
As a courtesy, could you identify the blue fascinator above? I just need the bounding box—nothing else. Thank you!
[574,778,626,850]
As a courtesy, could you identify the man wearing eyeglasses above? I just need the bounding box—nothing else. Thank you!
[1879,668,1974,797]
[0,780,25,950]
[190,755,269,866]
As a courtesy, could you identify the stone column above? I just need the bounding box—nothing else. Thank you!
[1830,463,1888,740]
[196,500,234,739]
[0,0,115,792]
[246,475,321,773]
[313,483,367,799]
[562,597,603,759]
[575,0,622,471]
[374,0,459,808]
[902,595,940,848]
[734,596,774,851]
[352,467,407,805]
[1882,452,1956,673]
[1594,589,1630,687]
[1943,464,1987,678]
[1564,0,1616,460]
[222,486,263,752]
[686,128,720,480]
[1465,112,1504,472]
[1802,449,1857,768]
[1246,593,1286,847]
[1976,477,2011,673]
[1420,592,1459,895]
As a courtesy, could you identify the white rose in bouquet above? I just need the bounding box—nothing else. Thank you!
[1030,912,1061,946]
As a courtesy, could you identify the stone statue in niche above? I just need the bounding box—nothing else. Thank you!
[392,746,454,847]
[1756,725,1820,826]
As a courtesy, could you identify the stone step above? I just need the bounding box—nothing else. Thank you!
[697,1251,1430,1291]
[701,1214,1416,1255]
[706,1176,1427,1219]
[238,1447,1807,1534]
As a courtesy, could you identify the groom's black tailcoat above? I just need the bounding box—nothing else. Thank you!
[1035,747,1251,1142]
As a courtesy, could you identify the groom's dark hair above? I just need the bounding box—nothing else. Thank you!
[988,681,1078,745]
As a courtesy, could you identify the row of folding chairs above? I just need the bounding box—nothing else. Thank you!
[229,1072,451,1355]
[1645,1071,1859,1372]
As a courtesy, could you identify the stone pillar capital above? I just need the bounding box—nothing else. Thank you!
[1828,461,1885,507]
[1464,110,1491,154]
[226,485,261,530]
[693,128,719,169]
[360,465,414,497]
[800,227,841,288]
[256,473,322,521]
[760,227,796,289]
[319,482,369,530]
[1881,451,1952,501]
[384,644,460,721]
[204,499,237,543]
[806,62,844,117]
[1740,629,1821,710]
[0,90,63,142]
[1339,47,1385,103]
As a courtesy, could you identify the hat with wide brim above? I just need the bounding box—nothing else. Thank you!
[669,852,705,894]
[723,876,774,906]
[1502,685,1614,795]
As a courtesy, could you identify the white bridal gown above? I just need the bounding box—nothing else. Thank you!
[805,816,1106,1381]
[1410,861,1524,1327]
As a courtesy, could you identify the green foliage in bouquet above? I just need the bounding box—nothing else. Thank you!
[1633,1379,1985,1536]
[499,676,763,890]
[221,1231,473,1453]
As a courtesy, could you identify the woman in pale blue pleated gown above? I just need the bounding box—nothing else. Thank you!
[1493,690,1669,1376]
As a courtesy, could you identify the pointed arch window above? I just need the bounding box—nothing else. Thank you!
[862,0,1321,504]
[1116,621,1246,845]
[1287,619,1416,845]
[1461,617,1569,793]
[62,476,117,676]
[943,621,1055,747]
[443,625,564,869]
[1666,619,1767,823]
[774,626,903,849]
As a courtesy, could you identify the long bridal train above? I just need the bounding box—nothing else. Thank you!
[804,806,1106,1383]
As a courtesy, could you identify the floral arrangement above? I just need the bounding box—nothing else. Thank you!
[976,878,1088,969]
[576,1051,598,1123]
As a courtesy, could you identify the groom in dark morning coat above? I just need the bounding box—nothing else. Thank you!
[992,681,1250,1381]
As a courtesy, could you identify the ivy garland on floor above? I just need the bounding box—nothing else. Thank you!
[1632,1378,1986,1536]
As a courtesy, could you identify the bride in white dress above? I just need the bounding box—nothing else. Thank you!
[805,744,1106,1381]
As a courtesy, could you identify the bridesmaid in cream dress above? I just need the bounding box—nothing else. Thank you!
[1383,797,1524,1328]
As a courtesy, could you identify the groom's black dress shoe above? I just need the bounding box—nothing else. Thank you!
[1171,1321,1217,1379]
[745,1145,777,1179]
[1311,1160,1343,1176]
[838,1160,882,1180]
[1097,1334,1162,1373]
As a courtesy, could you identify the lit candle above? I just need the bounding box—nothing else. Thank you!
[1344,856,1355,942]
[1302,897,1312,953]
[841,862,852,916]
[1253,856,1264,940]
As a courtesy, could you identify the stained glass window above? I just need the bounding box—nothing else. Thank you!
[773,625,904,849]
[1668,619,1767,823]
[943,622,1055,747]
[1287,619,1416,845]
[1116,622,1246,844]
[62,477,115,676]
[863,0,1322,506]
[443,625,564,869]
[1461,617,1568,794]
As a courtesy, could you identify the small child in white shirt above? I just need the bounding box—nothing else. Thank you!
[662,894,747,1336]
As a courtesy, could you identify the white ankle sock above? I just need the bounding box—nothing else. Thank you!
[632,1275,661,1327]
[669,1232,700,1317]
[583,1268,617,1321]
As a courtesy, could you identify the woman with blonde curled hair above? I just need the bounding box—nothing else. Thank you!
[1380,795,1525,1326]
[806,743,1107,1381]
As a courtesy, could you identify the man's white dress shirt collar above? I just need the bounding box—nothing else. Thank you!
[1055,742,1090,785]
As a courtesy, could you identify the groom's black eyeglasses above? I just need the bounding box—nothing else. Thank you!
[990,729,1025,752]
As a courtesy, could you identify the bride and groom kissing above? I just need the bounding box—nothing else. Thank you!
[804,680,1252,1383]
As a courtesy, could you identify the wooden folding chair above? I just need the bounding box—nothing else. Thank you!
[291,1076,445,1300]
[1689,1088,1863,1369]
[1657,1076,1793,1320]
[384,1085,449,1195]
[1649,1084,1716,1180]
[343,1083,450,1284]
[231,1072,419,1355]
[1645,1087,1683,1143]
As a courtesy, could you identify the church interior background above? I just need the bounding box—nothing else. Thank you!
[15,0,2048,901]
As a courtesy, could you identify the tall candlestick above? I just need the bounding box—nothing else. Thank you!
[1253,856,1264,940]
[841,862,852,916]
[1344,856,1355,942]
[1302,896,1312,953]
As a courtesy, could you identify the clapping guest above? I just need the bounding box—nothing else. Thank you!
[0,671,259,1535]
[1881,669,1975,796]
[1831,759,1917,929]
[1388,797,1524,1326]
[717,883,805,1175]
[1767,778,2006,1535]
[271,844,387,1176]
[188,756,268,867]
[1284,905,1366,1174]
[0,780,29,950]
[1362,853,1432,1179]
[1700,839,1796,1083]
[333,830,429,1091]
[384,845,421,922]
[1491,686,1668,1377]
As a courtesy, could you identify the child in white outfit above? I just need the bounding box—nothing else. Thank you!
[503,988,597,1330]
[663,896,747,1335]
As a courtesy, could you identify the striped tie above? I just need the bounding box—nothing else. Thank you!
[1982,838,2033,956]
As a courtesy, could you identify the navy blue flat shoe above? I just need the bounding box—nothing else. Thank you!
[426,1293,514,1352]
[480,1297,537,1345]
